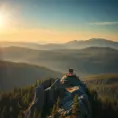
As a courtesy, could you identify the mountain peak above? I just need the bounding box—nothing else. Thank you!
[89,38,108,40]
[66,40,79,44]
[88,38,115,43]
[66,38,114,44]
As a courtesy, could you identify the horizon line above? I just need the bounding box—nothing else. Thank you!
[0,38,118,44]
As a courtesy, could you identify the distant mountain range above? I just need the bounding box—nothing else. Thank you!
[0,38,118,50]
[0,60,61,91]
[0,38,118,91]
[0,46,118,77]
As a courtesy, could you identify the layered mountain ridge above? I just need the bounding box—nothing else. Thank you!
[0,45,118,77]
[0,60,61,91]
[0,38,118,50]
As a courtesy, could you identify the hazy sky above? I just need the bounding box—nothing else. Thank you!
[0,0,118,43]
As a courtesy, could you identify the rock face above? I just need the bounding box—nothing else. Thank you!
[23,70,92,118]
[20,78,55,118]
[45,70,92,118]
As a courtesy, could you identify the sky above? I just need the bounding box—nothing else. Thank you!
[0,0,118,43]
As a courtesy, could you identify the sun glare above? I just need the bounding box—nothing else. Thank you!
[0,12,6,29]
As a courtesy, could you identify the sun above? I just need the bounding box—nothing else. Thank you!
[0,12,6,29]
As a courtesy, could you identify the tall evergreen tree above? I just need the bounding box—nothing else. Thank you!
[33,108,41,118]
[51,104,57,118]
[71,94,79,118]
[56,97,60,110]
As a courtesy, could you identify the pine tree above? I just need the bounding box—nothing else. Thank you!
[51,104,57,118]
[18,112,24,118]
[71,94,79,118]
[33,108,41,118]
[59,114,65,118]
[56,97,60,110]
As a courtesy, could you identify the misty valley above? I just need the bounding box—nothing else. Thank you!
[0,38,118,118]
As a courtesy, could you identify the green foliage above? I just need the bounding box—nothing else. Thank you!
[51,104,57,117]
[59,114,65,118]
[87,87,118,118]
[33,108,41,118]
[84,74,118,102]
[56,97,61,110]
[50,96,61,118]
[0,79,44,118]
[84,74,118,81]
[72,94,79,116]
[0,74,118,118]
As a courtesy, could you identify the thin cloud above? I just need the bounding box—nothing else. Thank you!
[89,22,118,25]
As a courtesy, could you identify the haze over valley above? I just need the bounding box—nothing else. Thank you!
[0,38,118,50]
[0,38,118,75]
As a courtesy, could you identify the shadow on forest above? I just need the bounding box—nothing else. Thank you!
[86,88,118,118]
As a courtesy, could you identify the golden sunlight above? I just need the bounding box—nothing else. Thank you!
[0,12,6,29]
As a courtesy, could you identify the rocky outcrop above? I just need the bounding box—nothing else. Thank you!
[46,74,92,118]
[22,71,92,118]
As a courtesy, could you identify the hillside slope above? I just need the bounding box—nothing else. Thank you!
[84,74,118,99]
[0,60,61,91]
[0,72,118,118]
[0,38,118,50]
[0,46,118,76]
[65,38,118,49]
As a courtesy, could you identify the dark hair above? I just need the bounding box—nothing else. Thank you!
[69,68,74,73]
